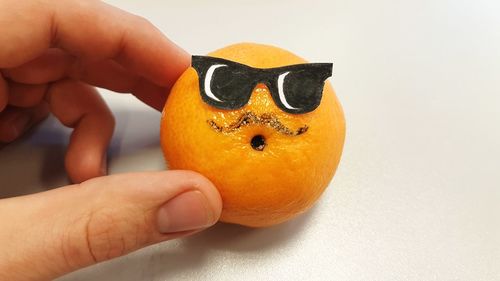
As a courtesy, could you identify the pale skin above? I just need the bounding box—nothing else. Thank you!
[0,1,222,280]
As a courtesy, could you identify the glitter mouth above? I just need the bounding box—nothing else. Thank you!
[207,111,308,136]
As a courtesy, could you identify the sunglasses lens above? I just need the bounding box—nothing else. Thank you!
[275,68,328,114]
[199,63,254,110]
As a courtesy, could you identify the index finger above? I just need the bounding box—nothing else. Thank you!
[0,0,189,87]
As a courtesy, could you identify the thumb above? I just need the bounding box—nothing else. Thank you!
[0,170,222,281]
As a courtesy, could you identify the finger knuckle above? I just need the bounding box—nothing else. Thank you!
[133,15,154,29]
[83,209,137,263]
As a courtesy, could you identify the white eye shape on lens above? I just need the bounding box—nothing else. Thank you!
[204,64,227,102]
[277,71,300,110]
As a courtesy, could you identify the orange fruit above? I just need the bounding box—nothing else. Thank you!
[160,43,345,227]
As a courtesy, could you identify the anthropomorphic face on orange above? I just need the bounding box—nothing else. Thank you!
[161,43,345,227]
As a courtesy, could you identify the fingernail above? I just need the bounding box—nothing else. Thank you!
[100,155,108,176]
[11,114,31,137]
[157,191,214,233]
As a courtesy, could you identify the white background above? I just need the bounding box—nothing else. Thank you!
[1,0,499,280]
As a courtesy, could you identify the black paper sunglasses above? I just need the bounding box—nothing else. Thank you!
[191,56,333,114]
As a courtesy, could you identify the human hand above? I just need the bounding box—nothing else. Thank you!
[0,1,222,280]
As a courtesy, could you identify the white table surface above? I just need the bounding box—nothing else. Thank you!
[1,0,499,280]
